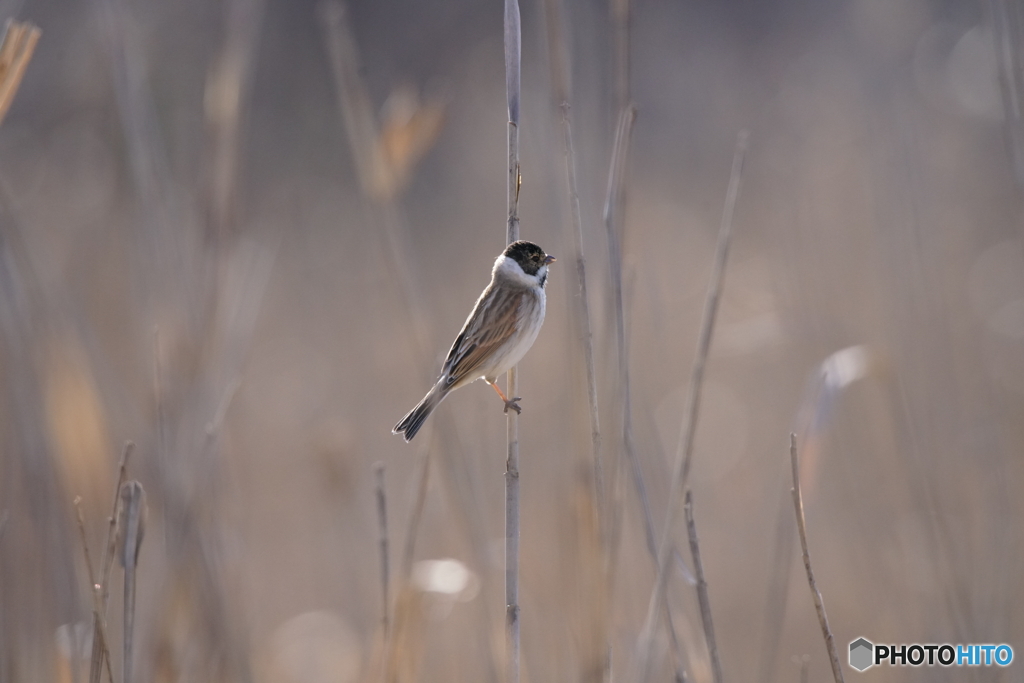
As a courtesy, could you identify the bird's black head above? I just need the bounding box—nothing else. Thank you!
[503,240,555,276]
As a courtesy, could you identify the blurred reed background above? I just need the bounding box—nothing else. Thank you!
[0,0,1022,681]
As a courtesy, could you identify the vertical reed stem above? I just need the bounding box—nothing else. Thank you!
[790,435,845,683]
[504,0,522,680]
[633,131,748,683]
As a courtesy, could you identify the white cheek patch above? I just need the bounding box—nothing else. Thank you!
[493,254,539,287]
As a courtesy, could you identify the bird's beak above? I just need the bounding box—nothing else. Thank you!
[543,255,556,265]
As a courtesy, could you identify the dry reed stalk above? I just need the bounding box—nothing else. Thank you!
[201,0,265,244]
[89,442,133,683]
[545,1,687,674]
[684,491,722,683]
[604,104,677,683]
[756,481,797,683]
[118,481,147,683]
[992,0,1024,185]
[633,131,748,683]
[318,7,500,681]
[541,1,614,679]
[0,20,40,127]
[543,0,604,534]
[888,377,973,641]
[100,445,132,605]
[610,0,629,114]
[789,435,844,683]
[601,104,636,583]
[73,498,115,683]
[504,1,523,681]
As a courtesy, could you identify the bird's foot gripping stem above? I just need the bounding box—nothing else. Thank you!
[488,381,523,415]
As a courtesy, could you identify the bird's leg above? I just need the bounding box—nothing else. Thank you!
[487,380,522,414]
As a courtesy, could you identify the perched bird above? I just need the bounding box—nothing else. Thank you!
[393,240,555,442]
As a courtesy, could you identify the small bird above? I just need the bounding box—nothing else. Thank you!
[393,240,555,442]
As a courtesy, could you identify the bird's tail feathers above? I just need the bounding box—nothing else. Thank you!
[393,384,446,442]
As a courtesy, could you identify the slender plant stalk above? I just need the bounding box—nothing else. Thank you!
[319,7,500,682]
[757,373,826,683]
[541,0,604,554]
[73,498,115,683]
[634,131,748,683]
[756,479,798,683]
[542,2,615,678]
[89,442,133,683]
[546,9,617,676]
[389,450,432,683]
[890,380,972,640]
[789,435,845,683]
[119,481,147,683]
[101,444,133,606]
[0,20,41,127]
[558,101,603,529]
[604,102,689,683]
[504,0,522,680]
[601,105,636,579]
[684,491,723,683]
[991,0,1024,186]
[153,324,168,485]
[603,104,688,681]
[374,462,391,640]
[545,1,686,673]
[201,0,265,244]
[610,0,629,114]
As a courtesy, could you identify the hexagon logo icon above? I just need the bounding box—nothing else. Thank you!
[849,638,874,671]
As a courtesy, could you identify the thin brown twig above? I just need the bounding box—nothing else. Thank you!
[634,131,748,683]
[684,491,723,683]
[789,434,844,683]
[73,498,115,683]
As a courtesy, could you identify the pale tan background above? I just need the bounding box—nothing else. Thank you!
[0,0,1021,681]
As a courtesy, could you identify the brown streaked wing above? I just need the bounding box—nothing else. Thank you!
[443,286,524,386]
